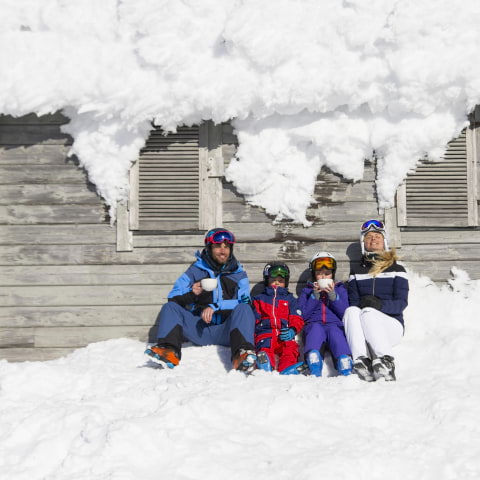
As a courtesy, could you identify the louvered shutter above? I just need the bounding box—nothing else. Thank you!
[399,129,476,227]
[137,126,199,231]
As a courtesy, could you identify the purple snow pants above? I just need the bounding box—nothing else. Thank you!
[303,322,351,360]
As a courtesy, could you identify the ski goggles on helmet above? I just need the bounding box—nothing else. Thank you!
[361,220,385,233]
[204,229,236,245]
[268,265,289,279]
[311,257,336,271]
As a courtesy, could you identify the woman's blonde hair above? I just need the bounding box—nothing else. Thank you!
[369,249,398,276]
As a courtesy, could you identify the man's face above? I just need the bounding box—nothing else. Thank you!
[210,241,231,265]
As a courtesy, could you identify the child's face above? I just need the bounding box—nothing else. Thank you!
[315,267,333,280]
[268,276,286,288]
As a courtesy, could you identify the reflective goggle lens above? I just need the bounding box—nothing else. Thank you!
[206,230,236,245]
[269,266,289,278]
[312,257,335,271]
[361,220,384,232]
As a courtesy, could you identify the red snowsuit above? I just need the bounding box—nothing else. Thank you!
[253,286,304,372]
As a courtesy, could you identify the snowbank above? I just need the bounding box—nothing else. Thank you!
[1,0,480,222]
[1,269,480,479]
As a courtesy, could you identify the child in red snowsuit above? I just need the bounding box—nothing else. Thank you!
[252,262,304,374]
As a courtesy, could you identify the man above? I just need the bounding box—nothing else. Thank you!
[145,228,257,372]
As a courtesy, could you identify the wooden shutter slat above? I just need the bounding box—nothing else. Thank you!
[404,129,469,227]
[137,126,199,230]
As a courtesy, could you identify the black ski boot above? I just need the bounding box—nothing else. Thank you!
[353,356,374,382]
[372,355,396,382]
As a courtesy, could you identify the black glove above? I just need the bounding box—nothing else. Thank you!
[359,295,383,310]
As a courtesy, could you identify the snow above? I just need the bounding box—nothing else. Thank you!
[2,0,480,223]
[1,269,480,480]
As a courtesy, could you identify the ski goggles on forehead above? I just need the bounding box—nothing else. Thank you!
[269,266,289,278]
[205,230,236,245]
[361,220,385,232]
[312,257,336,271]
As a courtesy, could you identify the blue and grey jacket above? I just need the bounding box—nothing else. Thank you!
[348,257,409,327]
[168,249,251,324]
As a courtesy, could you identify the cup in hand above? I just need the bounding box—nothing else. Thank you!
[200,278,218,291]
[317,279,333,289]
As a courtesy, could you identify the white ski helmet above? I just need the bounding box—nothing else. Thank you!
[309,251,337,279]
[360,220,390,255]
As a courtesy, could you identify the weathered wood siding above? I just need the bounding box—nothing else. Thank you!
[0,113,158,360]
[2,114,480,361]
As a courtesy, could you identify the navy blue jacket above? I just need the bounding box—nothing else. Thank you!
[348,257,409,327]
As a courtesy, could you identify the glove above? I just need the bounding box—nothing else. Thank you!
[239,294,251,305]
[279,327,296,341]
[359,295,383,310]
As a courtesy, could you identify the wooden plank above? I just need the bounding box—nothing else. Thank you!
[0,205,108,224]
[0,242,360,266]
[0,112,69,125]
[0,184,101,205]
[223,201,379,223]
[401,230,480,245]
[0,125,72,145]
[223,180,377,204]
[224,222,362,243]
[116,201,133,252]
[0,262,357,288]
[0,145,73,164]
[34,326,152,348]
[0,305,160,328]
[0,285,170,307]
[0,347,75,362]
[0,225,115,245]
[134,234,205,247]
[403,260,480,281]
[0,264,187,286]
[0,164,88,184]
[397,244,480,262]
[0,328,34,348]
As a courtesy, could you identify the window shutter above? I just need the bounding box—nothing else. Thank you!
[398,129,477,227]
[137,126,199,231]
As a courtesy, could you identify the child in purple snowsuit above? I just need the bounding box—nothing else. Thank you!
[298,251,352,377]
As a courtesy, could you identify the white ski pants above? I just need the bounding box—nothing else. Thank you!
[342,306,403,359]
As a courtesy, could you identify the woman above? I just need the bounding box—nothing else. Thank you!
[343,220,409,382]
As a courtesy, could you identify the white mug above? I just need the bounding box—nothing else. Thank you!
[317,279,333,289]
[201,278,218,291]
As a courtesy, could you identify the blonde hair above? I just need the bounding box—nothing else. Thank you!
[369,249,399,277]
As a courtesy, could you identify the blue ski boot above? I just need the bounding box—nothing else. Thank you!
[280,362,306,375]
[256,351,272,372]
[306,349,323,377]
[336,354,353,376]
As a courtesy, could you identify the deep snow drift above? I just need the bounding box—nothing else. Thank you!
[1,269,480,480]
[2,0,480,223]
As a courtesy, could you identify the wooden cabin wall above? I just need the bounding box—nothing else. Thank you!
[0,113,177,361]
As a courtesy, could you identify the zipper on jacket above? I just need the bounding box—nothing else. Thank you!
[272,287,279,332]
[321,292,327,324]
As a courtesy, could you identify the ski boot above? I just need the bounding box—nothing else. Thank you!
[280,362,307,375]
[306,349,323,377]
[232,348,257,373]
[353,356,374,382]
[256,351,273,372]
[144,345,180,369]
[336,354,353,376]
[372,355,396,381]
